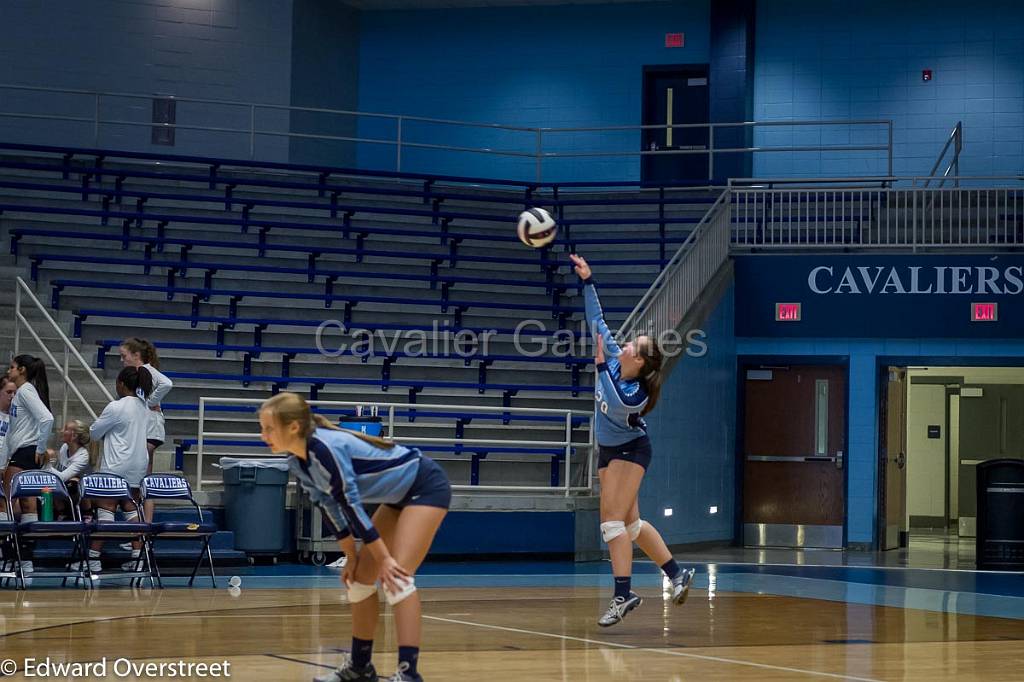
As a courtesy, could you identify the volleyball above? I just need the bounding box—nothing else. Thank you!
[516,207,558,248]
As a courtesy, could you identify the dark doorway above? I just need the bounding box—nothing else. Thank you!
[641,65,710,184]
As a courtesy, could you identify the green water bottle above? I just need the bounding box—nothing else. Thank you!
[40,487,54,522]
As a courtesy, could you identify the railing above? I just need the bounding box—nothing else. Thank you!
[618,191,732,340]
[13,277,113,423]
[0,84,894,183]
[923,121,963,188]
[728,179,1024,251]
[193,397,593,496]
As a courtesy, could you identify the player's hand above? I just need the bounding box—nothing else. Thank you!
[569,254,591,281]
[595,335,605,364]
[341,554,358,587]
[378,555,412,597]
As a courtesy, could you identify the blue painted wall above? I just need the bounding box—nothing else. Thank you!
[753,0,1024,178]
[356,2,711,182]
[289,0,361,167]
[642,286,736,545]
[0,0,294,160]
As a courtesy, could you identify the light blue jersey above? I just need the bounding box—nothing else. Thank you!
[289,427,420,543]
[584,280,649,447]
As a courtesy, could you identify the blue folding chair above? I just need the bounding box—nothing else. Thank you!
[10,470,90,587]
[80,473,157,589]
[142,474,218,587]
[0,479,24,589]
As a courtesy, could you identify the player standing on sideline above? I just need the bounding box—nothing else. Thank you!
[119,337,172,526]
[1,356,54,578]
[81,366,153,574]
[570,253,696,627]
[258,392,450,682]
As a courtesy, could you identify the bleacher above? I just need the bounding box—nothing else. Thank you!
[0,142,719,490]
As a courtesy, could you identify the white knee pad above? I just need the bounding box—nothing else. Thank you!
[627,519,645,541]
[97,508,115,523]
[601,520,627,543]
[346,581,378,604]
[384,576,417,606]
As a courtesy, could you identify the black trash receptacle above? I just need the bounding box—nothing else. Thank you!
[976,458,1024,571]
[220,457,290,555]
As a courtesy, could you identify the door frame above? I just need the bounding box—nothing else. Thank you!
[735,355,851,548]
[640,63,711,185]
[876,365,910,550]
[873,355,1024,550]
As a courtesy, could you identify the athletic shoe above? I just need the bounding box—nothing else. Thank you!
[597,591,642,627]
[383,663,421,682]
[327,555,348,569]
[119,542,134,552]
[671,568,696,605]
[73,558,102,574]
[314,655,378,682]
[20,559,33,586]
[121,556,143,572]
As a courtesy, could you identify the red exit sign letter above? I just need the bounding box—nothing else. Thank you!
[971,302,998,322]
[665,33,684,48]
[775,302,802,322]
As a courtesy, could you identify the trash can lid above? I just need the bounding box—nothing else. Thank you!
[218,457,291,472]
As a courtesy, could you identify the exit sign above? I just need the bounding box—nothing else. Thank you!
[665,33,684,48]
[775,302,802,322]
[971,302,998,322]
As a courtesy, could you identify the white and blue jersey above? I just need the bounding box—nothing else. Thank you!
[584,280,649,447]
[289,428,421,543]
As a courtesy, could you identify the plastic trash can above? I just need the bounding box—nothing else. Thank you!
[976,458,1024,571]
[220,457,291,555]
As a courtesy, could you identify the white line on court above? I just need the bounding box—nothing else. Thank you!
[422,614,887,682]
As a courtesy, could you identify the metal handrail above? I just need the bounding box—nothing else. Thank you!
[923,121,963,189]
[13,277,113,423]
[619,190,732,340]
[0,83,895,182]
[194,397,594,496]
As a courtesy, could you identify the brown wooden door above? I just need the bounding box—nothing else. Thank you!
[881,368,908,549]
[743,365,846,547]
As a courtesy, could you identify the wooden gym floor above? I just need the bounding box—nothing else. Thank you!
[2,566,1023,681]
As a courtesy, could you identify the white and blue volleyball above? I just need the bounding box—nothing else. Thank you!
[516,207,558,248]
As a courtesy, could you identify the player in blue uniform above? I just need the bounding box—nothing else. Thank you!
[259,392,451,682]
[570,254,695,627]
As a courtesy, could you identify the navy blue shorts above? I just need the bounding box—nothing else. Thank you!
[597,435,652,471]
[388,455,452,511]
[8,445,40,471]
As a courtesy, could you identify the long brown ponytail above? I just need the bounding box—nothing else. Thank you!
[260,392,395,449]
[636,336,664,416]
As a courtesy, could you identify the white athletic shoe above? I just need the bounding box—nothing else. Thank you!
[74,558,102,574]
[121,555,143,572]
[597,591,642,627]
[671,568,696,605]
[119,542,134,552]
[383,662,419,682]
[20,559,33,586]
[327,555,348,569]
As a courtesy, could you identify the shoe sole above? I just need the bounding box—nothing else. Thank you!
[672,570,697,605]
[597,596,643,627]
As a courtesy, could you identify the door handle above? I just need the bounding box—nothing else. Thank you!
[835,450,843,470]
[896,452,906,469]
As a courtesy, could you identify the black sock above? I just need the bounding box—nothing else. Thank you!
[614,576,631,600]
[661,559,681,581]
[397,646,419,678]
[352,637,374,669]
